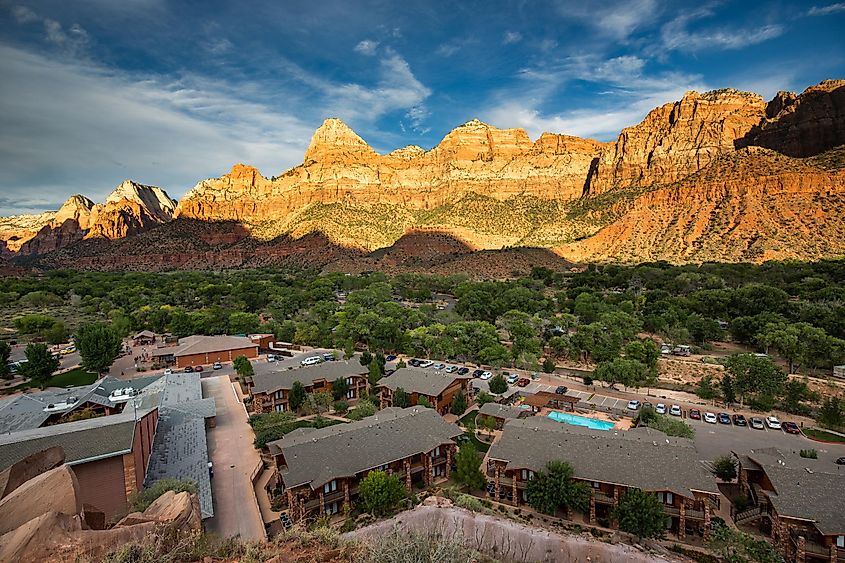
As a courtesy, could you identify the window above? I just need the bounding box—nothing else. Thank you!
[325,501,339,515]
[347,389,354,399]
[522,490,528,502]
[323,480,337,494]
[431,446,441,458]
[274,404,285,412]
[837,536,844,548]
[591,481,600,489]
[377,463,389,471]
[274,390,284,400]
[346,377,353,385]
[432,465,443,477]
[656,492,674,505]
[521,469,535,480]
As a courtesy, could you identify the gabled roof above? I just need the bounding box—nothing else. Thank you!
[487,417,718,498]
[746,450,845,536]
[152,335,257,358]
[270,407,462,490]
[379,367,471,397]
[133,330,156,339]
[251,361,368,394]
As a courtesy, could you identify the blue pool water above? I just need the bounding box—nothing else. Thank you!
[547,411,615,430]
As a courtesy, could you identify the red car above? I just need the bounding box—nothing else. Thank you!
[782,421,801,435]
[688,409,701,420]
[194,365,204,372]
[516,378,530,387]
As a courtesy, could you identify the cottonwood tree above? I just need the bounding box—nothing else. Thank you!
[289,381,306,411]
[233,355,254,379]
[488,373,508,394]
[613,488,666,539]
[712,455,738,482]
[75,323,122,374]
[454,443,486,490]
[331,376,349,401]
[450,391,467,415]
[526,461,590,516]
[359,470,405,516]
[19,343,60,389]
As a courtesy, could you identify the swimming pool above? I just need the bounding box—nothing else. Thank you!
[547,411,615,431]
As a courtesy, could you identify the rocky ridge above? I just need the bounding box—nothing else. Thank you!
[4,79,845,270]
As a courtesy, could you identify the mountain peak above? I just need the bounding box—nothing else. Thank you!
[105,180,176,221]
[304,118,374,163]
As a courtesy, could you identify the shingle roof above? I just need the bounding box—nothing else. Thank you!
[251,361,368,394]
[270,407,462,490]
[162,335,258,357]
[379,367,471,397]
[478,403,526,419]
[747,451,845,536]
[0,411,140,470]
[487,417,718,498]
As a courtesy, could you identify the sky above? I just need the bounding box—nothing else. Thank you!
[0,0,843,215]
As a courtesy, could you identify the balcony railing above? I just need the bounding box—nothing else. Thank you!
[593,491,615,505]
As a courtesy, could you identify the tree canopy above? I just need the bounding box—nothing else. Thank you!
[525,460,591,516]
[613,488,667,539]
[359,470,405,516]
[75,323,122,374]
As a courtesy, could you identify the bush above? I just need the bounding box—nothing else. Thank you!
[129,479,197,512]
[799,448,818,459]
[455,494,484,512]
[583,375,593,386]
[333,400,349,413]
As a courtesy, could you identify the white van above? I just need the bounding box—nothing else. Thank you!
[300,356,321,366]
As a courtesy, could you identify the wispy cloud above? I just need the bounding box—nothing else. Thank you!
[807,2,845,15]
[552,0,659,40]
[354,39,379,55]
[435,36,477,57]
[660,7,784,53]
[11,5,39,24]
[502,31,522,45]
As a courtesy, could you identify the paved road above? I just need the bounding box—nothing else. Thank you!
[203,375,266,541]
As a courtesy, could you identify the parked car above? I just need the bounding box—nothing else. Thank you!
[457,367,470,375]
[517,378,530,387]
[626,400,641,410]
[655,403,667,415]
[195,365,204,372]
[322,353,335,362]
[703,412,717,424]
[765,416,782,430]
[445,365,457,373]
[642,401,653,410]
[267,354,276,362]
[689,409,701,420]
[717,412,731,425]
[212,362,222,370]
[480,371,493,380]
[472,369,484,378]
[418,360,434,368]
[732,414,747,426]
[184,366,194,373]
[555,385,568,395]
[300,356,321,366]
[836,457,845,465]
[670,405,682,417]
[385,355,397,362]
[782,421,801,434]
[433,363,445,370]
[163,368,173,375]
[507,373,519,384]
[750,417,765,430]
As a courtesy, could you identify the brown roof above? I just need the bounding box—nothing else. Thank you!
[152,335,257,358]
[523,392,579,407]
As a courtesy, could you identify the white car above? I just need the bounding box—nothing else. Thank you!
[627,400,641,410]
[766,416,782,430]
[267,354,277,362]
[669,405,682,417]
[433,363,445,370]
[163,368,172,375]
[418,360,434,368]
[703,412,717,424]
[506,373,519,384]
[655,403,667,414]
[444,365,457,373]
[300,356,321,366]
[480,371,493,380]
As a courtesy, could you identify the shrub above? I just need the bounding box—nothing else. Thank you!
[799,448,818,459]
[129,479,197,512]
[455,494,484,512]
[333,400,349,413]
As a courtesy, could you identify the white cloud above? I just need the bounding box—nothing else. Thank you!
[11,5,39,24]
[354,39,379,55]
[660,8,785,52]
[553,0,659,40]
[503,31,522,45]
[808,3,845,15]
[43,19,90,56]
[435,37,478,57]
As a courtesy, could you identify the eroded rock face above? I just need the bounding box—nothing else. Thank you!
[587,89,767,194]
[0,465,82,535]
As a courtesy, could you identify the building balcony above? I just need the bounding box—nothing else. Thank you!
[593,491,615,505]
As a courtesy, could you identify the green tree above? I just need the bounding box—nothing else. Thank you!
[417,396,432,408]
[613,488,666,539]
[525,460,591,516]
[360,351,373,366]
[450,391,467,415]
[721,374,736,405]
[724,354,786,409]
[475,390,495,406]
[818,397,843,429]
[488,373,508,394]
[712,455,738,481]
[0,341,10,379]
[348,398,377,421]
[305,391,333,415]
[624,339,660,370]
[696,375,718,401]
[368,361,383,393]
[779,379,815,415]
[233,355,254,379]
[709,521,785,563]
[542,357,556,373]
[227,311,260,335]
[396,358,407,369]
[44,322,69,345]
[19,343,60,389]
[75,323,122,374]
[454,443,485,490]
[393,387,410,408]
[289,381,306,411]
[359,470,405,516]
[594,358,652,389]
[331,376,349,401]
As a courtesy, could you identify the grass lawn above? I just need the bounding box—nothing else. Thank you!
[2,368,98,394]
[803,427,845,443]
[458,411,477,427]
[465,430,491,453]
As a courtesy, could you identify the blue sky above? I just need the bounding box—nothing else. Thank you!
[0,0,843,214]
